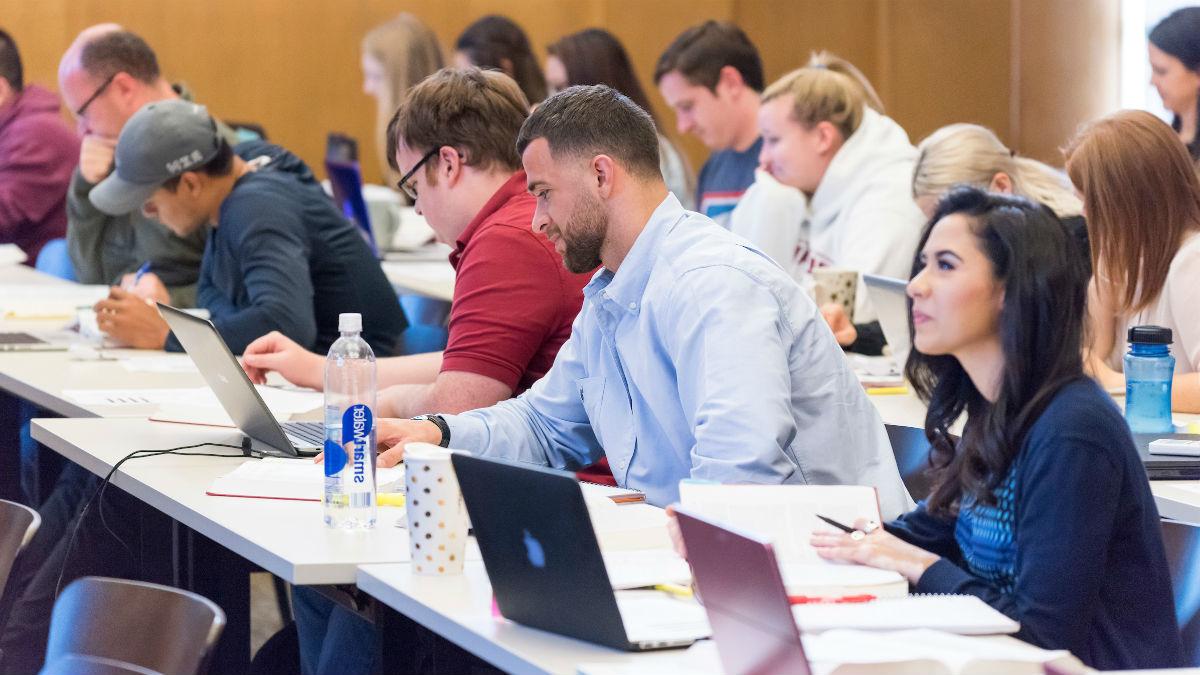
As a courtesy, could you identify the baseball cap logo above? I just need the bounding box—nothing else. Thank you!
[166,149,205,174]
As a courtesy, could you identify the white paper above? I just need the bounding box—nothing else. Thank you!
[118,355,200,373]
[0,285,109,319]
[208,457,405,501]
[603,548,691,590]
[679,483,882,563]
[792,595,1019,635]
[65,385,322,414]
[803,629,1066,674]
[0,245,27,266]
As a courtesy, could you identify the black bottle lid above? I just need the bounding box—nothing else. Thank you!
[1128,325,1173,345]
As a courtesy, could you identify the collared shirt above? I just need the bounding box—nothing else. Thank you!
[446,193,911,514]
[442,171,590,393]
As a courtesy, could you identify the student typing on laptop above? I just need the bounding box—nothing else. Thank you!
[803,188,1183,671]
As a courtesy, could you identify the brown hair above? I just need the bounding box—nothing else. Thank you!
[653,20,763,92]
[517,84,661,181]
[362,14,444,186]
[761,56,871,140]
[547,28,658,125]
[1064,110,1200,313]
[386,67,528,176]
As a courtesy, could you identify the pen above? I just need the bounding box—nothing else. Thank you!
[866,386,908,396]
[376,493,406,507]
[816,514,878,540]
[653,583,694,599]
[789,594,875,605]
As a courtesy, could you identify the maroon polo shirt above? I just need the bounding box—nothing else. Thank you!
[442,171,589,393]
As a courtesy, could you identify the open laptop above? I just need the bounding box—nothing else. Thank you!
[862,274,911,363]
[157,303,322,458]
[1135,432,1200,480]
[674,508,813,675]
[0,331,72,352]
[450,453,710,651]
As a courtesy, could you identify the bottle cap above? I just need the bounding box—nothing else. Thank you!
[338,313,362,332]
[1128,325,1172,345]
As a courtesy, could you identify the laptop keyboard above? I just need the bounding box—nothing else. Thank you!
[283,422,324,446]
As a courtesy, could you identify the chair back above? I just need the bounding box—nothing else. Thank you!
[0,499,39,590]
[40,654,164,675]
[885,424,935,502]
[44,577,225,675]
[1160,520,1200,666]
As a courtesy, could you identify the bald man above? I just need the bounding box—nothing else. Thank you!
[59,25,238,305]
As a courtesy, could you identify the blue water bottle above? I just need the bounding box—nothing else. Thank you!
[1124,325,1175,434]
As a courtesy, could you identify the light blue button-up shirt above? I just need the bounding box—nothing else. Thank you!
[446,194,911,516]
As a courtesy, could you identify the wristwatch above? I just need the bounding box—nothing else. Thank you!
[411,414,450,448]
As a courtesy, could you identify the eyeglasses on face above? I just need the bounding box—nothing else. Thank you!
[396,146,442,201]
[75,72,117,118]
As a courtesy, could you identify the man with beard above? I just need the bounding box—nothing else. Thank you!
[371,84,912,517]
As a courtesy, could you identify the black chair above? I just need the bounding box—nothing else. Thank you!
[40,654,164,675]
[884,424,935,502]
[1160,520,1200,666]
[0,499,39,589]
[43,577,225,675]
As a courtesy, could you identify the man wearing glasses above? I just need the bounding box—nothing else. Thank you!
[57,24,234,306]
[243,67,591,422]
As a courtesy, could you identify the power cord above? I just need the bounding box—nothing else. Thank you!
[55,440,252,598]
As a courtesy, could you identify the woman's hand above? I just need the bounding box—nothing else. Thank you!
[810,518,940,584]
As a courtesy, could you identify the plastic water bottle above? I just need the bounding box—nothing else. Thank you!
[324,313,377,529]
[1124,325,1175,434]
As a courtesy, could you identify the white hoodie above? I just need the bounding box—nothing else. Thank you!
[731,108,926,322]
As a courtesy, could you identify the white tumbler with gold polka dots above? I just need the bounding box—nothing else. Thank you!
[404,443,468,575]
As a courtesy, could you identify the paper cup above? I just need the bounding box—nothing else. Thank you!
[404,443,468,575]
[812,268,859,322]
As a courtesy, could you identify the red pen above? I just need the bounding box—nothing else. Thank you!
[788,594,876,605]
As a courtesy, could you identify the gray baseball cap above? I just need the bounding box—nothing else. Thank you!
[91,99,222,215]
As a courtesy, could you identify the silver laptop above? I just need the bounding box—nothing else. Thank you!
[863,274,911,363]
[157,303,322,457]
[0,331,75,352]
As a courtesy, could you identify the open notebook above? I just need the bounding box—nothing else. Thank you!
[679,482,908,598]
[792,595,1018,635]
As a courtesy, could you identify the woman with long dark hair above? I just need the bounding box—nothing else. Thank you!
[1150,7,1200,160]
[454,14,547,105]
[544,27,695,208]
[811,186,1183,670]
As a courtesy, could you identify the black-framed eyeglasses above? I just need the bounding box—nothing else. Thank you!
[396,146,441,201]
[75,72,117,117]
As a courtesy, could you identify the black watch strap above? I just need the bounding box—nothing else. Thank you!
[413,414,451,448]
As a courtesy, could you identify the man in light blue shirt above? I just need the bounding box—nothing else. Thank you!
[379,84,911,517]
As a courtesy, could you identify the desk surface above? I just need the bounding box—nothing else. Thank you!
[358,561,698,675]
[382,260,455,302]
[31,417,413,584]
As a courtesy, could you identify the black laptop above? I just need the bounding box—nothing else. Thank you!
[1136,432,1200,480]
[450,453,709,651]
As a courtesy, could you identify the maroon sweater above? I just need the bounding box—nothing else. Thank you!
[0,85,81,264]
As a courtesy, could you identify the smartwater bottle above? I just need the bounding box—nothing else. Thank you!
[324,313,377,529]
[1124,325,1175,434]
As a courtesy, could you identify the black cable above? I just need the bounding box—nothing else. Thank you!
[55,442,247,598]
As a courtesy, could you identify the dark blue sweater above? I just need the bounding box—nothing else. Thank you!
[888,378,1184,670]
[165,141,405,356]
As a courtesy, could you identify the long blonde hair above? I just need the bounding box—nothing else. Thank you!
[761,52,878,139]
[362,14,444,185]
[913,124,1082,218]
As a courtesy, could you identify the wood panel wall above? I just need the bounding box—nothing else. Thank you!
[2,0,1118,184]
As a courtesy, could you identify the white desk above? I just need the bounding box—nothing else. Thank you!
[30,417,412,584]
[382,260,455,302]
[358,561,698,675]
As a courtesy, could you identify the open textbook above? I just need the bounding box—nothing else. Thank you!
[679,483,908,598]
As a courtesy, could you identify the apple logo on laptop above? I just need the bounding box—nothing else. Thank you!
[522,529,546,569]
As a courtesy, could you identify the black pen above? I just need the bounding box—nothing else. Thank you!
[816,514,878,540]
